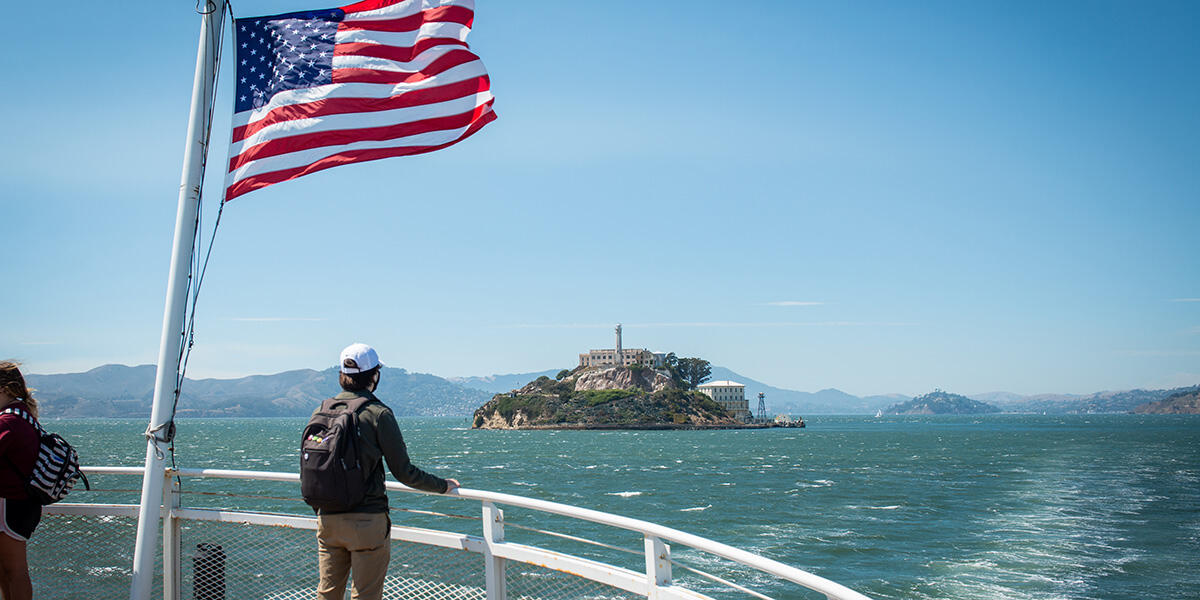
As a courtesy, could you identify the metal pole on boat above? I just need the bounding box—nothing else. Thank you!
[130,3,226,599]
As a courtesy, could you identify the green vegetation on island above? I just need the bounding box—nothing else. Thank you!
[666,354,713,390]
[884,389,1000,415]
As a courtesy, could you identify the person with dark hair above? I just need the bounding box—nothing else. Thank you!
[0,361,42,600]
[314,344,459,600]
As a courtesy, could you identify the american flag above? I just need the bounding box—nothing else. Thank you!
[225,0,496,201]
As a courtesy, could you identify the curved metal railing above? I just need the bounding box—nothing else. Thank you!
[33,466,873,600]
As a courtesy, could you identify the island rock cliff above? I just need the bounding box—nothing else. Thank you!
[573,366,675,393]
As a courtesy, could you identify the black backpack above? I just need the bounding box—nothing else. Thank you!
[3,406,90,505]
[300,396,371,512]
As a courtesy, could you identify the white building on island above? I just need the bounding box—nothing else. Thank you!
[696,380,751,420]
[579,324,667,368]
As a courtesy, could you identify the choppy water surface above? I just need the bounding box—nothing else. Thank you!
[56,414,1199,600]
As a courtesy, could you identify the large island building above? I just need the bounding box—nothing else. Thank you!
[579,324,667,368]
[697,381,751,420]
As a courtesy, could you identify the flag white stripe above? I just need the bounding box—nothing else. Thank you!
[341,0,473,22]
[232,61,488,128]
[331,44,463,72]
[336,21,468,46]
[231,91,492,155]
[227,107,491,184]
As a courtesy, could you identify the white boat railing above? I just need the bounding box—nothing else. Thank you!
[34,466,873,600]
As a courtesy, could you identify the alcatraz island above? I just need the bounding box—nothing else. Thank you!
[471,325,804,430]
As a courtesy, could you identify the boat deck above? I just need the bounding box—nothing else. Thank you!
[31,467,872,600]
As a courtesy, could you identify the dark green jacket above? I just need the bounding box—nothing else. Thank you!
[318,390,448,514]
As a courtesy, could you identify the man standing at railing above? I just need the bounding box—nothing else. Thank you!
[305,343,460,600]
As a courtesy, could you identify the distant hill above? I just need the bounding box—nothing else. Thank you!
[968,391,1087,407]
[986,386,1200,414]
[26,364,159,417]
[884,390,1000,415]
[449,369,562,394]
[26,365,491,418]
[1133,389,1200,414]
[707,367,906,415]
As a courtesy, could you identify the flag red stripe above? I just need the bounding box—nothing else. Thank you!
[232,75,490,143]
[231,99,495,171]
[335,38,467,63]
[225,109,496,201]
[340,5,473,32]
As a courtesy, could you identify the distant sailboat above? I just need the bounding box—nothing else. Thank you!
[875,409,883,418]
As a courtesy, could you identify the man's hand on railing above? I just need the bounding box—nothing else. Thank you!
[444,478,460,492]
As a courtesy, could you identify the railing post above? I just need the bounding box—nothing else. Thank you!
[482,501,507,600]
[644,535,671,599]
[162,472,182,600]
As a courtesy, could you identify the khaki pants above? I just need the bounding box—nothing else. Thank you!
[316,512,391,600]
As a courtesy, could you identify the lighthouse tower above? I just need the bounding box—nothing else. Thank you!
[615,324,623,366]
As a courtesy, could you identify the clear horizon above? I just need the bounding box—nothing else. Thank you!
[4,2,1198,397]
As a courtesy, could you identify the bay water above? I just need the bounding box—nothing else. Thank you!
[52,414,1198,599]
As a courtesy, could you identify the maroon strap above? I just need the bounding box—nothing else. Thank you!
[1,406,43,434]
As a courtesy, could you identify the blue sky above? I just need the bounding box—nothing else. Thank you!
[2,1,1198,396]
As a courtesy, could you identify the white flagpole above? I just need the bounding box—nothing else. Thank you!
[130,2,226,599]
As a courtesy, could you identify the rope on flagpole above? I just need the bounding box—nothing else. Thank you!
[176,0,230,397]
[151,0,232,475]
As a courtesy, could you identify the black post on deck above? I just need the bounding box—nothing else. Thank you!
[194,543,226,600]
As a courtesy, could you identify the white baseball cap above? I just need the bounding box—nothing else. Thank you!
[340,343,382,373]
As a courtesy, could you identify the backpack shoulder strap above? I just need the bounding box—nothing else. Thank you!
[320,395,374,414]
[344,396,374,413]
